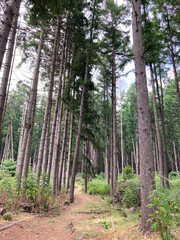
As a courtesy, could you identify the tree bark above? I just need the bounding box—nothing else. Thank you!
[154,65,169,188]
[57,107,69,192]
[69,53,89,202]
[150,63,164,187]
[173,140,179,172]
[69,0,96,202]
[65,110,74,192]
[16,28,44,180]
[0,10,19,136]
[132,0,155,232]
[46,26,68,182]
[0,0,21,70]
[36,19,60,182]
[166,16,180,113]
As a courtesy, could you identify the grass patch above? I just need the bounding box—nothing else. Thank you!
[88,179,110,196]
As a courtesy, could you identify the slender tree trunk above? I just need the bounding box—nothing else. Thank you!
[0,10,19,135]
[121,104,124,175]
[69,53,89,202]
[36,19,60,182]
[166,17,180,113]
[2,134,9,163]
[153,141,157,173]
[16,101,27,172]
[47,27,68,182]
[42,114,50,173]
[110,109,113,195]
[132,0,155,232]
[51,44,69,194]
[104,92,110,184]
[112,48,117,194]
[154,65,169,187]
[21,102,36,182]
[150,63,164,187]
[65,110,74,192]
[132,139,136,171]
[0,0,21,70]
[173,140,179,171]
[16,28,44,180]
[10,119,14,159]
[69,0,97,202]
[135,131,139,176]
[57,107,69,192]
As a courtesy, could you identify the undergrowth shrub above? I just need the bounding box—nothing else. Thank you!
[23,172,52,212]
[88,178,110,196]
[148,176,180,240]
[122,166,135,181]
[0,174,21,210]
[121,178,141,208]
[1,159,16,176]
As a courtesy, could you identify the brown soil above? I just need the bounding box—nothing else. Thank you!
[0,187,162,240]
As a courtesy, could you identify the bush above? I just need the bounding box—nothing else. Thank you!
[1,159,16,176]
[0,174,21,210]
[23,172,52,211]
[95,172,105,180]
[148,176,180,240]
[3,213,12,221]
[121,178,141,208]
[169,171,180,179]
[122,166,134,181]
[88,179,110,196]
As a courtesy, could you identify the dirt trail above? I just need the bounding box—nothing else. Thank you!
[0,188,104,240]
[0,186,163,240]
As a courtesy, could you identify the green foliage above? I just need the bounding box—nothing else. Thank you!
[0,174,21,210]
[94,172,105,180]
[148,190,173,239]
[1,159,16,176]
[3,213,12,221]
[23,172,52,211]
[148,176,180,240]
[169,171,180,179]
[88,178,110,196]
[122,166,134,181]
[121,178,141,208]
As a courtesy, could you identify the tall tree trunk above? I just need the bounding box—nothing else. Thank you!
[36,19,60,182]
[16,28,44,181]
[135,131,139,176]
[21,102,36,182]
[0,10,19,135]
[173,140,179,172]
[16,101,27,171]
[0,0,21,70]
[154,65,169,187]
[10,118,14,159]
[132,0,155,232]
[166,16,180,113]
[150,63,164,187]
[69,53,89,202]
[65,110,74,192]
[121,104,124,175]
[57,107,69,192]
[104,88,110,185]
[42,114,50,173]
[69,0,96,202]
[112,48,117,195]
[47,27,68,182]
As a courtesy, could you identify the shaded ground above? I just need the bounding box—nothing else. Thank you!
[0,187,162,240]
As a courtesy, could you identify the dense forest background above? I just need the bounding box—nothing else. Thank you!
[0,0,179,236]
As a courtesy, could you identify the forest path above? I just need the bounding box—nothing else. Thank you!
[0,185,161,240]
[0,186,107,240]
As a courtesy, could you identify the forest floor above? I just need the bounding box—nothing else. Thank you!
[0,185,162,240]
